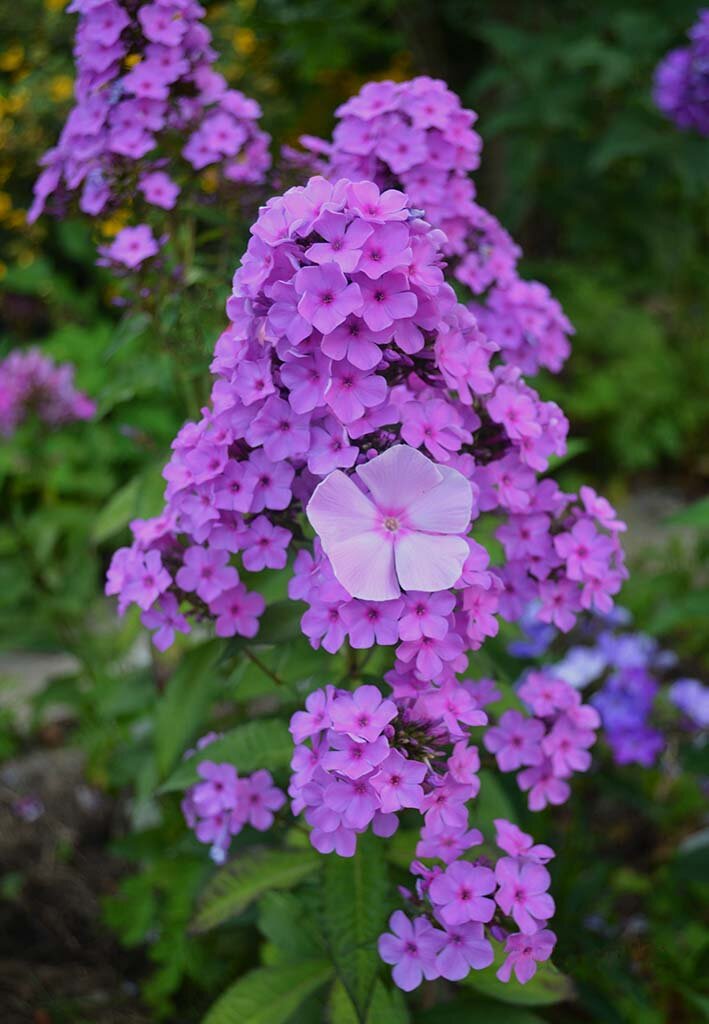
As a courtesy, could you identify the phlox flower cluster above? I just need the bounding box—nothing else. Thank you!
[0,348,96,436]
[653,9,709,135]
[484,670,600,810]
[511,604,708,766]
[288,679,592,988]
[181,735,285,863]
[303,76,573,375]
[105,175,626,662]
[28,0,271,266]
[379,816,556,990]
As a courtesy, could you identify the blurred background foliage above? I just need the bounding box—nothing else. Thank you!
[1,1,707,1022]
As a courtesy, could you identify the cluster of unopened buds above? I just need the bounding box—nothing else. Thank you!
[0,348,96,436]
[29,0,271,270]
[654,8,709,135]
[304,76,573,374]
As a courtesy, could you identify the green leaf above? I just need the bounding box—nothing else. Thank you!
[159,718,293,794]
[201,960,333,1024]
[193,848,320,932]
[462,942,573,1006]
[665,496,709,529]
[330,980,409,1024]
[470,770,519,831]
[415,993,546,1023]
[92,465,165,543]
[224,600,305,654]
[544,438,589,473]
[321,832,390,1021]
[155,641,221,778]
[257,890,324,962]
[647,590,709,636]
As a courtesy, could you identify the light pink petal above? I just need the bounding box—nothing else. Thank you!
[306,471,377,548]
[328,531,399,600]
[356,444,442,509]
[406,465,472,534]
[394,532,469,593]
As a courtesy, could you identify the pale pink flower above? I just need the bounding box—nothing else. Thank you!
[306,444,472,600]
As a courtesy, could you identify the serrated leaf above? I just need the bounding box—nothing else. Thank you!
[257,890,324,962]
[159,718,293,794]
[202,960,333,1024]
[462,942,573,1006]
[155,641,221,778]
[321,833,390,1021]
[193,848,320,932]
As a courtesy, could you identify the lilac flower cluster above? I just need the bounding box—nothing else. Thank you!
[105,175,625,660]
[511,605,708,766]
[485,671,600,810]
[303,77,573,375]
[182,744,285,863]
[288,683,561,989]
[653,9,709,135]
[28,0,271,266]
[380,818,556,990]
[0,348,96,436]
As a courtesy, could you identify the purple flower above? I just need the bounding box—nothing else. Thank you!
[429,861,496,926]
[370,750,427,812]
[295,263,362,335]
[436,921,494,980]
[497,929,556,984]
[141,594,190,651]
[378,911,444,991]
[103,225,159,269]
[306,444,472,601]
[484,711,544,772]
[495,858,555,934]
[329,684,397,742]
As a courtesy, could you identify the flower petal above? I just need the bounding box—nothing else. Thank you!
[406,465,472,534]
[328,532,400,600]
[306,471,377,548]
[394,532,469,592]
[356,444,442,509]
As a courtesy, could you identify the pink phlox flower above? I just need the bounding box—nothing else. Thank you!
[378,911,445,992]
[436,921,494,979]
[429,860,497,925]
[141,593,190,650]
[305,211,373,272]
[329,684,397,742]
[306,444,472,601]
[322,732,390,779]
[209,583,265,638]
[241,515,291,572]
[370,750,426,812]
[289,688,332,743]
[494,819,555,864]
[295,261,363,334]
[416,823,483,864]
[495,857,555,934]
[496,929,556,984]
[483,710,544,772]
[239,769,286,830]
[398,590,456,642]
[341,597,403,648]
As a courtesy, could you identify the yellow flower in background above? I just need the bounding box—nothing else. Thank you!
[0,45,24,73]
[0,261,7,281]
[232,28,256,56]
[44,0,68,10]
[200,168,219,193]
[17,250,36,269]
[101,211,130,237]
[0,192,12,219]
[7,210,26,229]
[125,53,142,69]
[50,75,74,102]
[8,89,29,114]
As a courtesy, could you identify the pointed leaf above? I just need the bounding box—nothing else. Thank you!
[155,640,221,778]
[193,848,320,932]
[462,942,574,1006]
[321,833,390,1020]
[159,718,293,794]
[201,960,333,1024]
